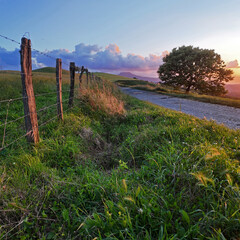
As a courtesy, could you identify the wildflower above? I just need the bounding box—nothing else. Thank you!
[138,208,143,214]
[106,211,112,217]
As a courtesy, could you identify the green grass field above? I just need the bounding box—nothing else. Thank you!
[0,69,239,239]
[94,72,134,82]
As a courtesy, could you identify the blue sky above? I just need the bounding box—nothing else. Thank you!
[0,0,240,76]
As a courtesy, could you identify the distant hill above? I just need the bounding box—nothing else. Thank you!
[33,67,69,75]
[94,72,136,82]
[119,72,159,83]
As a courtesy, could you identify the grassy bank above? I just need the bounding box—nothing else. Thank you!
[0,71,240,239]
[116,79,240,109]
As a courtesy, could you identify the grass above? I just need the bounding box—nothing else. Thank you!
[94,72,135,82]
[33,67,70,75]
[116,79,240,109]
[79,78,125,116]
[0,70,240,239]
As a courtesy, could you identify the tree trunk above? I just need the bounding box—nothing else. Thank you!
[186,85,191,93]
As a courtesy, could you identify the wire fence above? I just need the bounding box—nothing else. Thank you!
[0,34,103,153]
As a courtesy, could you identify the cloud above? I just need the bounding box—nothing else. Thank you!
[226,59,240,68]
[0,42,166,75]
[0,47,21,70]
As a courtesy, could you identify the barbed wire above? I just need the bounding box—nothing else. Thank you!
[0,106,74,153]
[0,85,101,153]
[0,92,79,128]
[0,130,32,152]
[0,89,72,104]
[0,34,21,45]
[0,34,70,68]
[1,99,11,148]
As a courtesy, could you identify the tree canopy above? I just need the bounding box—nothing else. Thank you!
[157,46,233,96]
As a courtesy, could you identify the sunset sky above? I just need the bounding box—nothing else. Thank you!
[0,0,239,78]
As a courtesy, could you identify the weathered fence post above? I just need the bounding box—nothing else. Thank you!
[56,58,63,120]
[79,66,84,87]
[86,69,89,86]
[88,71,91,85]
[20,37,39,144]
[69,62,75,107]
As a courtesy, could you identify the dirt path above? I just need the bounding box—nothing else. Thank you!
[121,87,240,130]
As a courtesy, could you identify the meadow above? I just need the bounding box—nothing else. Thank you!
[0,69,239,239]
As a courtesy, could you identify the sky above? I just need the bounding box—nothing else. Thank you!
[0,0,240,77]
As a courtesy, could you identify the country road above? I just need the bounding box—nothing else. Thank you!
[121,87,240,130]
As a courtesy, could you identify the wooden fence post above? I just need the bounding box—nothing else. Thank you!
[89,71,92,85]
[56,58,63,120]
[79,66,84,87]
[69,62,75,107]
[20,37,39,144]
[86,69,89,86]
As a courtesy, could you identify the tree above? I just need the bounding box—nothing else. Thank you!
[157,46,233,96]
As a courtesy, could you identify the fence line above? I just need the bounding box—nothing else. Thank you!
[0,35,103,152]
[0,90,73,104]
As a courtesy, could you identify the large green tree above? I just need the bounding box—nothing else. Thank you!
[157,46,233,96]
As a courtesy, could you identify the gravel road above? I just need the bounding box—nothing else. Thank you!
[121,87,240,130]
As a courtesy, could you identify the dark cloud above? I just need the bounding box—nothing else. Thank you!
[0,47,20,70]
[0,43,166,74]
[226,59,239,68]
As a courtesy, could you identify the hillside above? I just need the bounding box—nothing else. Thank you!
[119,72,159,82]
[33,67,70,75]
[94,72,135,82]
[0,71,239,239]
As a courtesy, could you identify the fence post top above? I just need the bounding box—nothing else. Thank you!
[21,37,30,45]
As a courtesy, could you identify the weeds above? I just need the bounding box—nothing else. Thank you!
[79,78,125,116]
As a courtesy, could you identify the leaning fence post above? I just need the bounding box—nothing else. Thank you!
[69,62,75,107]
[56,58,63,120]
[20,37,39,144]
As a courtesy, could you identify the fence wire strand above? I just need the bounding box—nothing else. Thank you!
[0,96,80,152]
[0,34,70,68]
[1,100,11,148]
[0,90,71,104]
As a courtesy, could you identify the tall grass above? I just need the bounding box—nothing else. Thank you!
[78,77,125,116]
